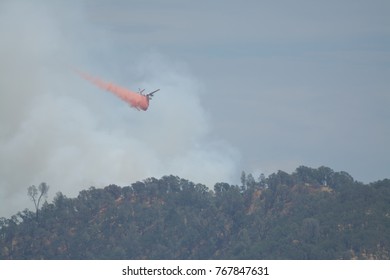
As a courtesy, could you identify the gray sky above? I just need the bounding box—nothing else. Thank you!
[0,0,389,217]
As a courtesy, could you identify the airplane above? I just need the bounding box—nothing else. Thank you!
[78,70,160,111]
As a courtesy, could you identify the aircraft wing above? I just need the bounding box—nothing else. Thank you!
[146,89,160,99]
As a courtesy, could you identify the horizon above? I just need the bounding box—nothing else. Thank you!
[1,0,389,217]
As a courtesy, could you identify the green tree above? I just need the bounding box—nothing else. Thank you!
[1,170,389,260]
[27,182,49,221]
[246,173,256,189]
[240,171,247,190]
[301,218,320,243]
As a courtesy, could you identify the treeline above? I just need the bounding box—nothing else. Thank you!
[1,166,389,259]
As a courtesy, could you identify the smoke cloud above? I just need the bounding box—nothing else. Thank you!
[0,1,239,217]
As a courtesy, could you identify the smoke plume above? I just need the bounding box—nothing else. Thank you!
[0,1,239,217]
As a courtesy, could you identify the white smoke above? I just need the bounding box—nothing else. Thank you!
[0,1,239,217]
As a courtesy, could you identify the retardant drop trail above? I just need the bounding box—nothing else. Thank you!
[77,70,159,111]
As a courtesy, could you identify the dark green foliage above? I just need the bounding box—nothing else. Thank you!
[1,167,389,259]
[27,182,49,221]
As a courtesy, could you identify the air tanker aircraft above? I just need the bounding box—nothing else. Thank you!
[78,71,160,111]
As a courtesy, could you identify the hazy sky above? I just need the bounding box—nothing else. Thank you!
[1,0,389,217]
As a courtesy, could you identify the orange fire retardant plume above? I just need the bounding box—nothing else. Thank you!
[78,71,150,111]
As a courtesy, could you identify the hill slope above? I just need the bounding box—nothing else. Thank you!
[1,166,389,259]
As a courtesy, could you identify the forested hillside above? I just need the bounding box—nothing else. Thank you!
[1,166,389,259]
